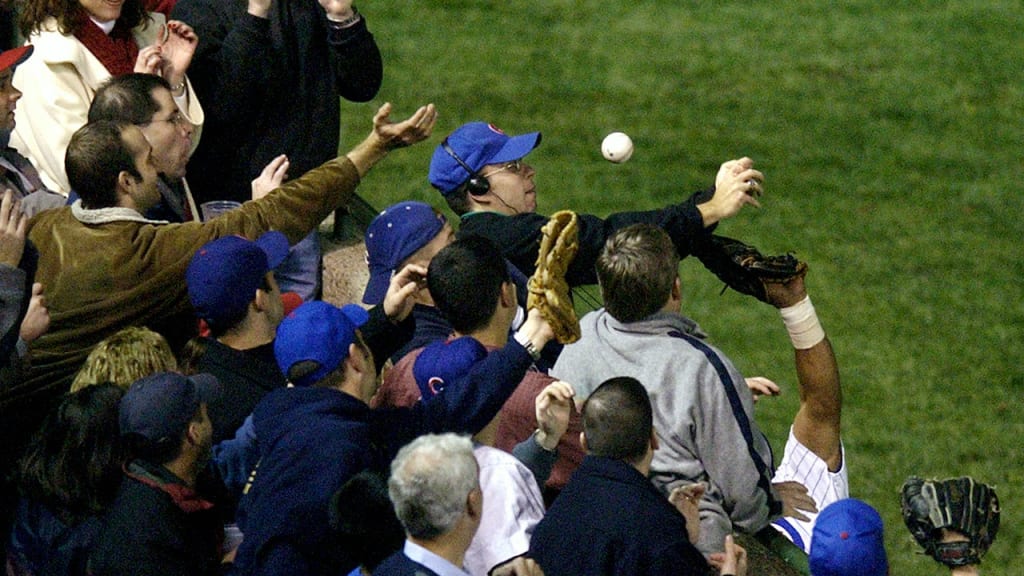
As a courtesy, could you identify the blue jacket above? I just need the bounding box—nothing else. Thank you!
[373,551,441,576]
[529,456,710,576]
[230,340,535,576]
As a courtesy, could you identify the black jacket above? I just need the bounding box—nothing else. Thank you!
[171,0,383,203]
[88,460,227,576]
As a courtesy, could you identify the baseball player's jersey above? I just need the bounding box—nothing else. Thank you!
[770,427,849,553]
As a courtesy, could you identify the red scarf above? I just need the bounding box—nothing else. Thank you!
[72,10,140,76]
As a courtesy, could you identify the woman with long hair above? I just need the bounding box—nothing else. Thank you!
[5,383,125,576]
[10,0,203,193]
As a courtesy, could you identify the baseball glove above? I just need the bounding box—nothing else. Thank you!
[702,235,807,303]
[900,476,1000,567]
[527,210,581,344]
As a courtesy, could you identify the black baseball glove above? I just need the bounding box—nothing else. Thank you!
[700,235,807,303]
[900,476,1000,567]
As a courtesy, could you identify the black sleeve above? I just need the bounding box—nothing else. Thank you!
[327,15,383,102]
[172,0,272,123]
[360,306,415,373]
[487,187,713,287]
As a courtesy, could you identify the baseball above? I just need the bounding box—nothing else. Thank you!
[601,132,634,163]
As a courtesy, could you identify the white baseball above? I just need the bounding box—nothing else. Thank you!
[601,132,634,163]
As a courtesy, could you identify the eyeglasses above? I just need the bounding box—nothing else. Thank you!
[137,110,189,128]
[481,159,524,178]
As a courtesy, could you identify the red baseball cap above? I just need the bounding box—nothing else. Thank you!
[0,46,33,74]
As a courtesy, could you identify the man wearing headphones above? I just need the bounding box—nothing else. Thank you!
[428,122,764,288]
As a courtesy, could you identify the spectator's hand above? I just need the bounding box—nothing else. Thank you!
[699,157,763,226]
[317,0,355,20]
[247,0,272,18]
[535,380,574,450]
[490,556,544,576]
[745,376,780,403]
[0,189,27,268]
[773,481,818,522]
[251,155,290,200]
[159,21,199,89]
[134,44,163,76]
[516,308,555,357]
[708,535,748,576]
[371,102,437,151]
[382,263,427,323]
[668,483,705,544]
[19,282,49,343]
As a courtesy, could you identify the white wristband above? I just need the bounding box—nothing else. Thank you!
[779,295,825,350]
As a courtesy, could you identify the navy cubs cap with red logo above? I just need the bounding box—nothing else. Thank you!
[428,122,541,195]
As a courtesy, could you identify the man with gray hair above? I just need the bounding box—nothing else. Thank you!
[375,433,484,576]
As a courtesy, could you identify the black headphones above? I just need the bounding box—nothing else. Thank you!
[441,138,490,196]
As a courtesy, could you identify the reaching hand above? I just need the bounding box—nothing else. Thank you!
[382,263,427,323]
[708,535,748,576]
[0,189,26,268]
[19,282,49,343]
[251,155,290,200]
[773,481,818,522]
[158,21,199,88]
[371,102,437,151]
[764,272,809,309]
[317,0,355,20]
[534,380,575,450]
[745,376,780,403]
[133,44,163,75]
[668,483,706,544]
[490,556,545,576]
[699,157,764,226]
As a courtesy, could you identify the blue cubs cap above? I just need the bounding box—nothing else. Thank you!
[429,122,541,195]
[187,231,290,330]
[274,300,370,387]
[363,201,446,305]
[412,336,488,400]
[809,498,889,576]
[119,371,221,444]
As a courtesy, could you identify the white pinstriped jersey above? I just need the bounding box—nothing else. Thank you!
[770,427,848,553]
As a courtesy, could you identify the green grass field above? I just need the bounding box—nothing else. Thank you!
[339,1,1023,570]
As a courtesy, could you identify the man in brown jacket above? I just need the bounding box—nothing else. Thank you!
[0,103,436,517]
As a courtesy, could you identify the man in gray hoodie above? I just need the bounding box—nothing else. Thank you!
[551,223,824,558]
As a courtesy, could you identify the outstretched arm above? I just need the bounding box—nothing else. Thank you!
[766,273,842,472]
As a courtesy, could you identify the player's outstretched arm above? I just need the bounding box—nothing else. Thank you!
[765,273,842,472]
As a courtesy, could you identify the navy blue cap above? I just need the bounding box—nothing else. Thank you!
[119,372,220,443]
[274,301,370,387]
[809,498,889,576]
[362,201,446,305]
[412,336,488,399]
[429,122,541,195]
[187,231,290,329]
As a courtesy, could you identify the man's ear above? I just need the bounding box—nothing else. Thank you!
[116,170,136,195]
[252,287,269,313]
[466,487,483,520]
[650,428,660,451]
[346,343,368,375]
[499,281,515,308]
[185,420,202,446]
[579,431,588,453]
[671,276,682,301]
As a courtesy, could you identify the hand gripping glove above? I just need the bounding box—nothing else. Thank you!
[527,210,581,344]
